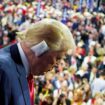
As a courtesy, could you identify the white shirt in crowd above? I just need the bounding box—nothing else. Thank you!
[91,77,105,97]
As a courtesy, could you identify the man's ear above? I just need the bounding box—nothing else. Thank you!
[31,40,49,56]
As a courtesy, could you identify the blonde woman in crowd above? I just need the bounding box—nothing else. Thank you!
[71,89,86,105]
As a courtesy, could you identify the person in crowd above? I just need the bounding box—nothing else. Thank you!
[83,65,98,84]
[0,18,75,105]
[98,55,105,70]
[71,88,86,105]
[87,92,104,105]
[91,70,105,97]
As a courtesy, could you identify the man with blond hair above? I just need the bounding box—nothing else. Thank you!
[0,19,75,105]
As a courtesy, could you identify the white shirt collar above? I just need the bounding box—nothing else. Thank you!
[17,43,29,77]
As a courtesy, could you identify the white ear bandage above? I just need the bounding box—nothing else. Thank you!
[31,40,49,56]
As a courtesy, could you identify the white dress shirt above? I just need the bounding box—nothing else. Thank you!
[17,43,29,77]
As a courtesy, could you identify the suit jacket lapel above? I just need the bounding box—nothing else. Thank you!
[16,64,31,105]
[10,44,31,105]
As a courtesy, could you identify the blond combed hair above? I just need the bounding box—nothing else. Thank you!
[17,19,76,51]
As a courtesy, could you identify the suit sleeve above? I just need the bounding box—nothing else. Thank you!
[0,69,11,105]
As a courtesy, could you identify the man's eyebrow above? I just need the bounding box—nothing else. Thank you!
[56,56,62,60]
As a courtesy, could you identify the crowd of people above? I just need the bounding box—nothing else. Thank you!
[0,0,105,105]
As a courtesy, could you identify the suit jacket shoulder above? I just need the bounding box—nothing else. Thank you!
[0,45,31,105]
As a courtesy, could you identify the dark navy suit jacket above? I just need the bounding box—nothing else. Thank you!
[0,44,31,105]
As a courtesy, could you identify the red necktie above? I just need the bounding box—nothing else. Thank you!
[27,74,34,105]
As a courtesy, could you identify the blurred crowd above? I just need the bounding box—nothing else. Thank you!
[0,0,105,105]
